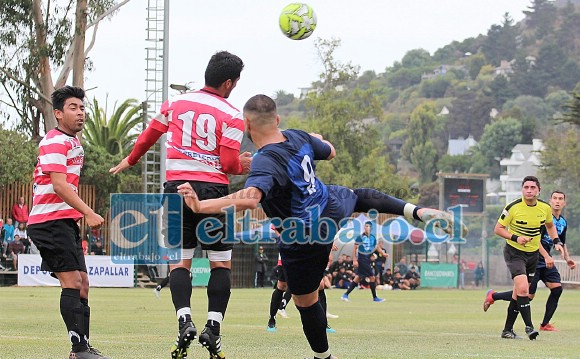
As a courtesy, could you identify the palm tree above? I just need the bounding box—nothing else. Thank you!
[84,98,142,156]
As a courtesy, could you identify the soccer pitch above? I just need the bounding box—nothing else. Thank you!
[1,287,580,358]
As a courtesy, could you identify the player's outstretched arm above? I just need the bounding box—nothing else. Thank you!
[177,183,262,213]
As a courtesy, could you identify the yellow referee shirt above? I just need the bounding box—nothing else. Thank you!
[497,197,553,252]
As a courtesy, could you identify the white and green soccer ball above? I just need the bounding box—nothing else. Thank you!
[279,3,317,40]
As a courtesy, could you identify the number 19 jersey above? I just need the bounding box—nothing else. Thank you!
[151,90,244,184]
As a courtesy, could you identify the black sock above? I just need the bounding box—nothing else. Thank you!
[296,302,328,355]
[504,298,519,331]
[60,288,86,351]
[280,290,292,310]
[517,296,533,327]
[80,298,90,343]
[318,289,327,314]
[542,286,562,326]
[170,267,192,313]
[370,282,378,298]
[160,275,170,289]
[493,290,513,302]
[270,288,284,320]
[345,281,357,296]
[206,267,231,334]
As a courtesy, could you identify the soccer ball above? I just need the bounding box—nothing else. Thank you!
[279,3,317,40]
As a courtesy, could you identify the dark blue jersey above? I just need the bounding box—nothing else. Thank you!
[244,129,330,227]
[538,214,567,268]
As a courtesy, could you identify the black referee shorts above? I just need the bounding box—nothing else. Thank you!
[503,244,538,282]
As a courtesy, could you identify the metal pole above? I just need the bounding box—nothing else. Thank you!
[159,0,170,192]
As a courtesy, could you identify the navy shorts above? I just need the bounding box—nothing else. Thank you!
[28,219,87,274]
[529,266,561,294]
[503,244,538,282]
[356,255,374,278]
[164,180,232,251]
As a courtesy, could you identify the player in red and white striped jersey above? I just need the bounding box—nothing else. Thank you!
[110,51,251,359]
[27,86,109,359]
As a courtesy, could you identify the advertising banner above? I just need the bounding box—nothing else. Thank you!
[420,262,457,288]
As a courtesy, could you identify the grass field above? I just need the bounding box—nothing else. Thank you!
[1,286,580,359]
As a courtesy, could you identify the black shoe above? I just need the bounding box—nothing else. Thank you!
[500,329,523,339]
[525,326,539,340]
[170,321,197,359]
[199,326,225,359]
[69,346,111,359]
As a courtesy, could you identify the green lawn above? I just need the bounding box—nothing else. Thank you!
[1,286,580,358]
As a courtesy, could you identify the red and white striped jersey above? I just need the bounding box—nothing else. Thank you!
[28,129,84,225]
[150,90,244,183]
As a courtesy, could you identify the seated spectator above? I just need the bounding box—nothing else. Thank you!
[382,268,394,288]
[392,270,411,290]
[2,218,15,256]
[14,222,30,253]
[374,244,387,284]
[7,234,25,270]
[91,239,104,255]
[404,265,421,289]
[334,267,351,289]
[82,237,89,255]
[395,256,408,277]
[328,255,344,282]
[344,255,354,277]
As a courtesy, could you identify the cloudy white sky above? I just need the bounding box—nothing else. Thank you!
[85,0,531,111]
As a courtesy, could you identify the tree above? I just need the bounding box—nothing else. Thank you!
[482,13,518,66]
[0,0,130,138]
[273,90,295,107]
[465,53,487,80]
[478,117,522,167]
[0,125,37,186]
[559,92,580,126]
[83,98,142,156]
[401,103,438,183]
[313,37,360,91]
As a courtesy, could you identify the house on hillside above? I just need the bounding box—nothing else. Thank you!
[499,139,544,203]
[447,135,477,156]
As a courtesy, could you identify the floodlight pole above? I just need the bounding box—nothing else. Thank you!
[159,0,169,192]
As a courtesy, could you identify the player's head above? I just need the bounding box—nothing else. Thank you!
[51,86,86,134]
[364,221,372,234]
[521,175,540,200]
[549,190,566,211]
[243,94,280,143]
[205,51,244,98]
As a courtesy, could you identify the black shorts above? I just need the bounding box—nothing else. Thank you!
[529,266,561,294]
[164,180,232,251]
[503,244,538,282]
[27,219,87,274]
[355,255,374,278]
[280,242,331,295]
[275,265,287,283]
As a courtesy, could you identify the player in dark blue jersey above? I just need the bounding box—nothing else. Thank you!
[483,191,575,332]
[341,221,388,302]
[177,94,466,359]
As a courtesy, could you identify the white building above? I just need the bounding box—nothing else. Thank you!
[499,139,544,203]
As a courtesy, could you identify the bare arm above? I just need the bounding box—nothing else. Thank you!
[493,222,531,246]
[177,183,262,214]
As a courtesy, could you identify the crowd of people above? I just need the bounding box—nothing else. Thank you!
[328,253,422,291]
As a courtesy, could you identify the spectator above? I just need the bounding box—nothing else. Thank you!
[7,234,25,270]
[404,265,421,289]
[11,196,29,227]
[334,267,351,289]
[82,238,89,256]
[14,222,27,241]
[374,243,387,284]
[396,256,408,276]
[2,218,15,256]
[459,258,467,289]
[255,246,269,287]
[392,270,411,290]
[91,240,104,255]
[328,256,343,282]
[474,262,485,288]
[382,268,394,288]
[344,255,354,277]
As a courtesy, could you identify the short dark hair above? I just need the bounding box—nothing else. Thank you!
[205,51,244,88]
[365,221,373,227]
[243,94,276,114]
[521,175,540,188]
[551,190,565,199]
[51,86,85,111]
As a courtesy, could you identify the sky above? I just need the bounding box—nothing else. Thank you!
[84,0,532,112]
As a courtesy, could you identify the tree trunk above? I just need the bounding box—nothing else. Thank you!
[73,0,87,88]
[32,0,56,132]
